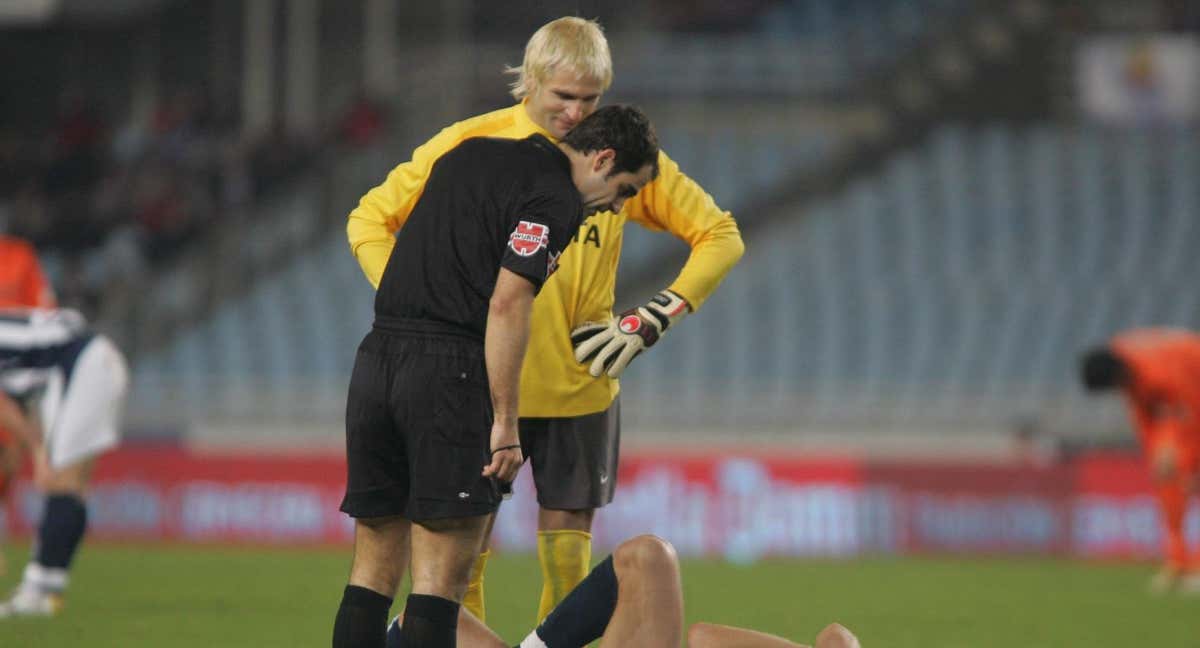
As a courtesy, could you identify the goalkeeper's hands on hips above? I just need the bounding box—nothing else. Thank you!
[571,289,690,378]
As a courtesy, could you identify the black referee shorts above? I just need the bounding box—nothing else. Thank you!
[340,330,501,522]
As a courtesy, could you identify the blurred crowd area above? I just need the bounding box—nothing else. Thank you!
[0,84,388,315]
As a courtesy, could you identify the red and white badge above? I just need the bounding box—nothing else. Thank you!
[509,220,550,257]
[619,314,642,333]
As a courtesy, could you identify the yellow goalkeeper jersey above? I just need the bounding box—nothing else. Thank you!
[347,102,744,418]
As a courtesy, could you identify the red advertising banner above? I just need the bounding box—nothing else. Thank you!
[861,462,1075,556]
[1,444,1193,559]
[3,446,353,545]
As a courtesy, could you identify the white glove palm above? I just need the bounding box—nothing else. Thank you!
[571,290,690,378]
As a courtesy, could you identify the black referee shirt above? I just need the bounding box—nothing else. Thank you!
[373,134,583,339]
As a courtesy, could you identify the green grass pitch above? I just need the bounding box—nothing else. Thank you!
[0,542,1196,647]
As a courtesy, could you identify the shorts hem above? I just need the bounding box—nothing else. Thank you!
[406,499,500,522]
[340,486,410,519]
[534,491,616,512]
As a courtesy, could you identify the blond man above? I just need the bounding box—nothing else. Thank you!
[348,17,744,623]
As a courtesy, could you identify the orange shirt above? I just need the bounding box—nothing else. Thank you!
[0,236,54,462]
[0,236,56,309]
[1110,329,1200,449]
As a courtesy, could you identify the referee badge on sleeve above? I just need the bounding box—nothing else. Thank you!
[508,220,550,257]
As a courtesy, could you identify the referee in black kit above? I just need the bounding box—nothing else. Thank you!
[331,105,660,648]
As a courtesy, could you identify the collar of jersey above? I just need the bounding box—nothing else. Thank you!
[517,99,557,141]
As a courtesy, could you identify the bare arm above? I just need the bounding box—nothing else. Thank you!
[481,268,534,482]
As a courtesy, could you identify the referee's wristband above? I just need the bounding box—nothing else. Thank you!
[491,444,521,454]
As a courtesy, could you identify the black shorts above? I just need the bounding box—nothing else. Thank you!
[519,398,620,511]
[340,330,501,522]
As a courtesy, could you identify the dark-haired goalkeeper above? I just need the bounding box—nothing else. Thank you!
[347,16,744,624]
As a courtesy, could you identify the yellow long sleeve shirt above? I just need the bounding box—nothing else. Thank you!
[347,102,744,417]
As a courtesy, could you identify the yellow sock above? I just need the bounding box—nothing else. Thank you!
[536,529,592,623]
[463,550,490,622]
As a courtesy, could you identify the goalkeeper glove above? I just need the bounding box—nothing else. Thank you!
[571,290,690,378]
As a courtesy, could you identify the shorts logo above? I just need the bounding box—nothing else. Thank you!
[619,315,642,333]
[546,250,562,276]
[509,221,550,257]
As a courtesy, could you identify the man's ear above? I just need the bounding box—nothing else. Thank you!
[592,148,616,173]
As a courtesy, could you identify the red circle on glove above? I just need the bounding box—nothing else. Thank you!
[619,315,642,333]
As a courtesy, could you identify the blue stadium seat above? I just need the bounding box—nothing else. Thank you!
[138,123,1200,436]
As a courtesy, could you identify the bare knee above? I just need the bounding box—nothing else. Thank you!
[614,534,678,575]
[815,623,861,648]
[350,552,405,597]
[1152,445,1180,481]
[349,516,409,595]
[37,458,93,494]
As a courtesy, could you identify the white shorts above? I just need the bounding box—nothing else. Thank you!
[36,335,129,469]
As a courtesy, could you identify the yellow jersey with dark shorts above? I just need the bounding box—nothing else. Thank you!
[348,102,744,419]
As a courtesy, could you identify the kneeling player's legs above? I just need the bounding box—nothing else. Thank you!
[522,400,620,620]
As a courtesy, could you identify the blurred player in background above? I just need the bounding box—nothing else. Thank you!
[0,235,59,576]
[0,307,129,616]
[0,235,58,310]
[387,535,862,648]
[1081,328,1200,593]
[347,16,744,623]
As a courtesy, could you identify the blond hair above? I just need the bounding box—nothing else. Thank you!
[506,17,613,100]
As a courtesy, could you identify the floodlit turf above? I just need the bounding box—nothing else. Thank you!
[0,542,1196,647]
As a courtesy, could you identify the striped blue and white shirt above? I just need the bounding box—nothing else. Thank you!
[0,308,94,398]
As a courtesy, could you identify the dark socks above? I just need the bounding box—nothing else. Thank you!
[395,593,459,648]
[35,494,87,572]
[332,584,392,648]
[533,555,618,647]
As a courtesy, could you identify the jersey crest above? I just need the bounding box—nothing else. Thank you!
[508,220,550,257]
